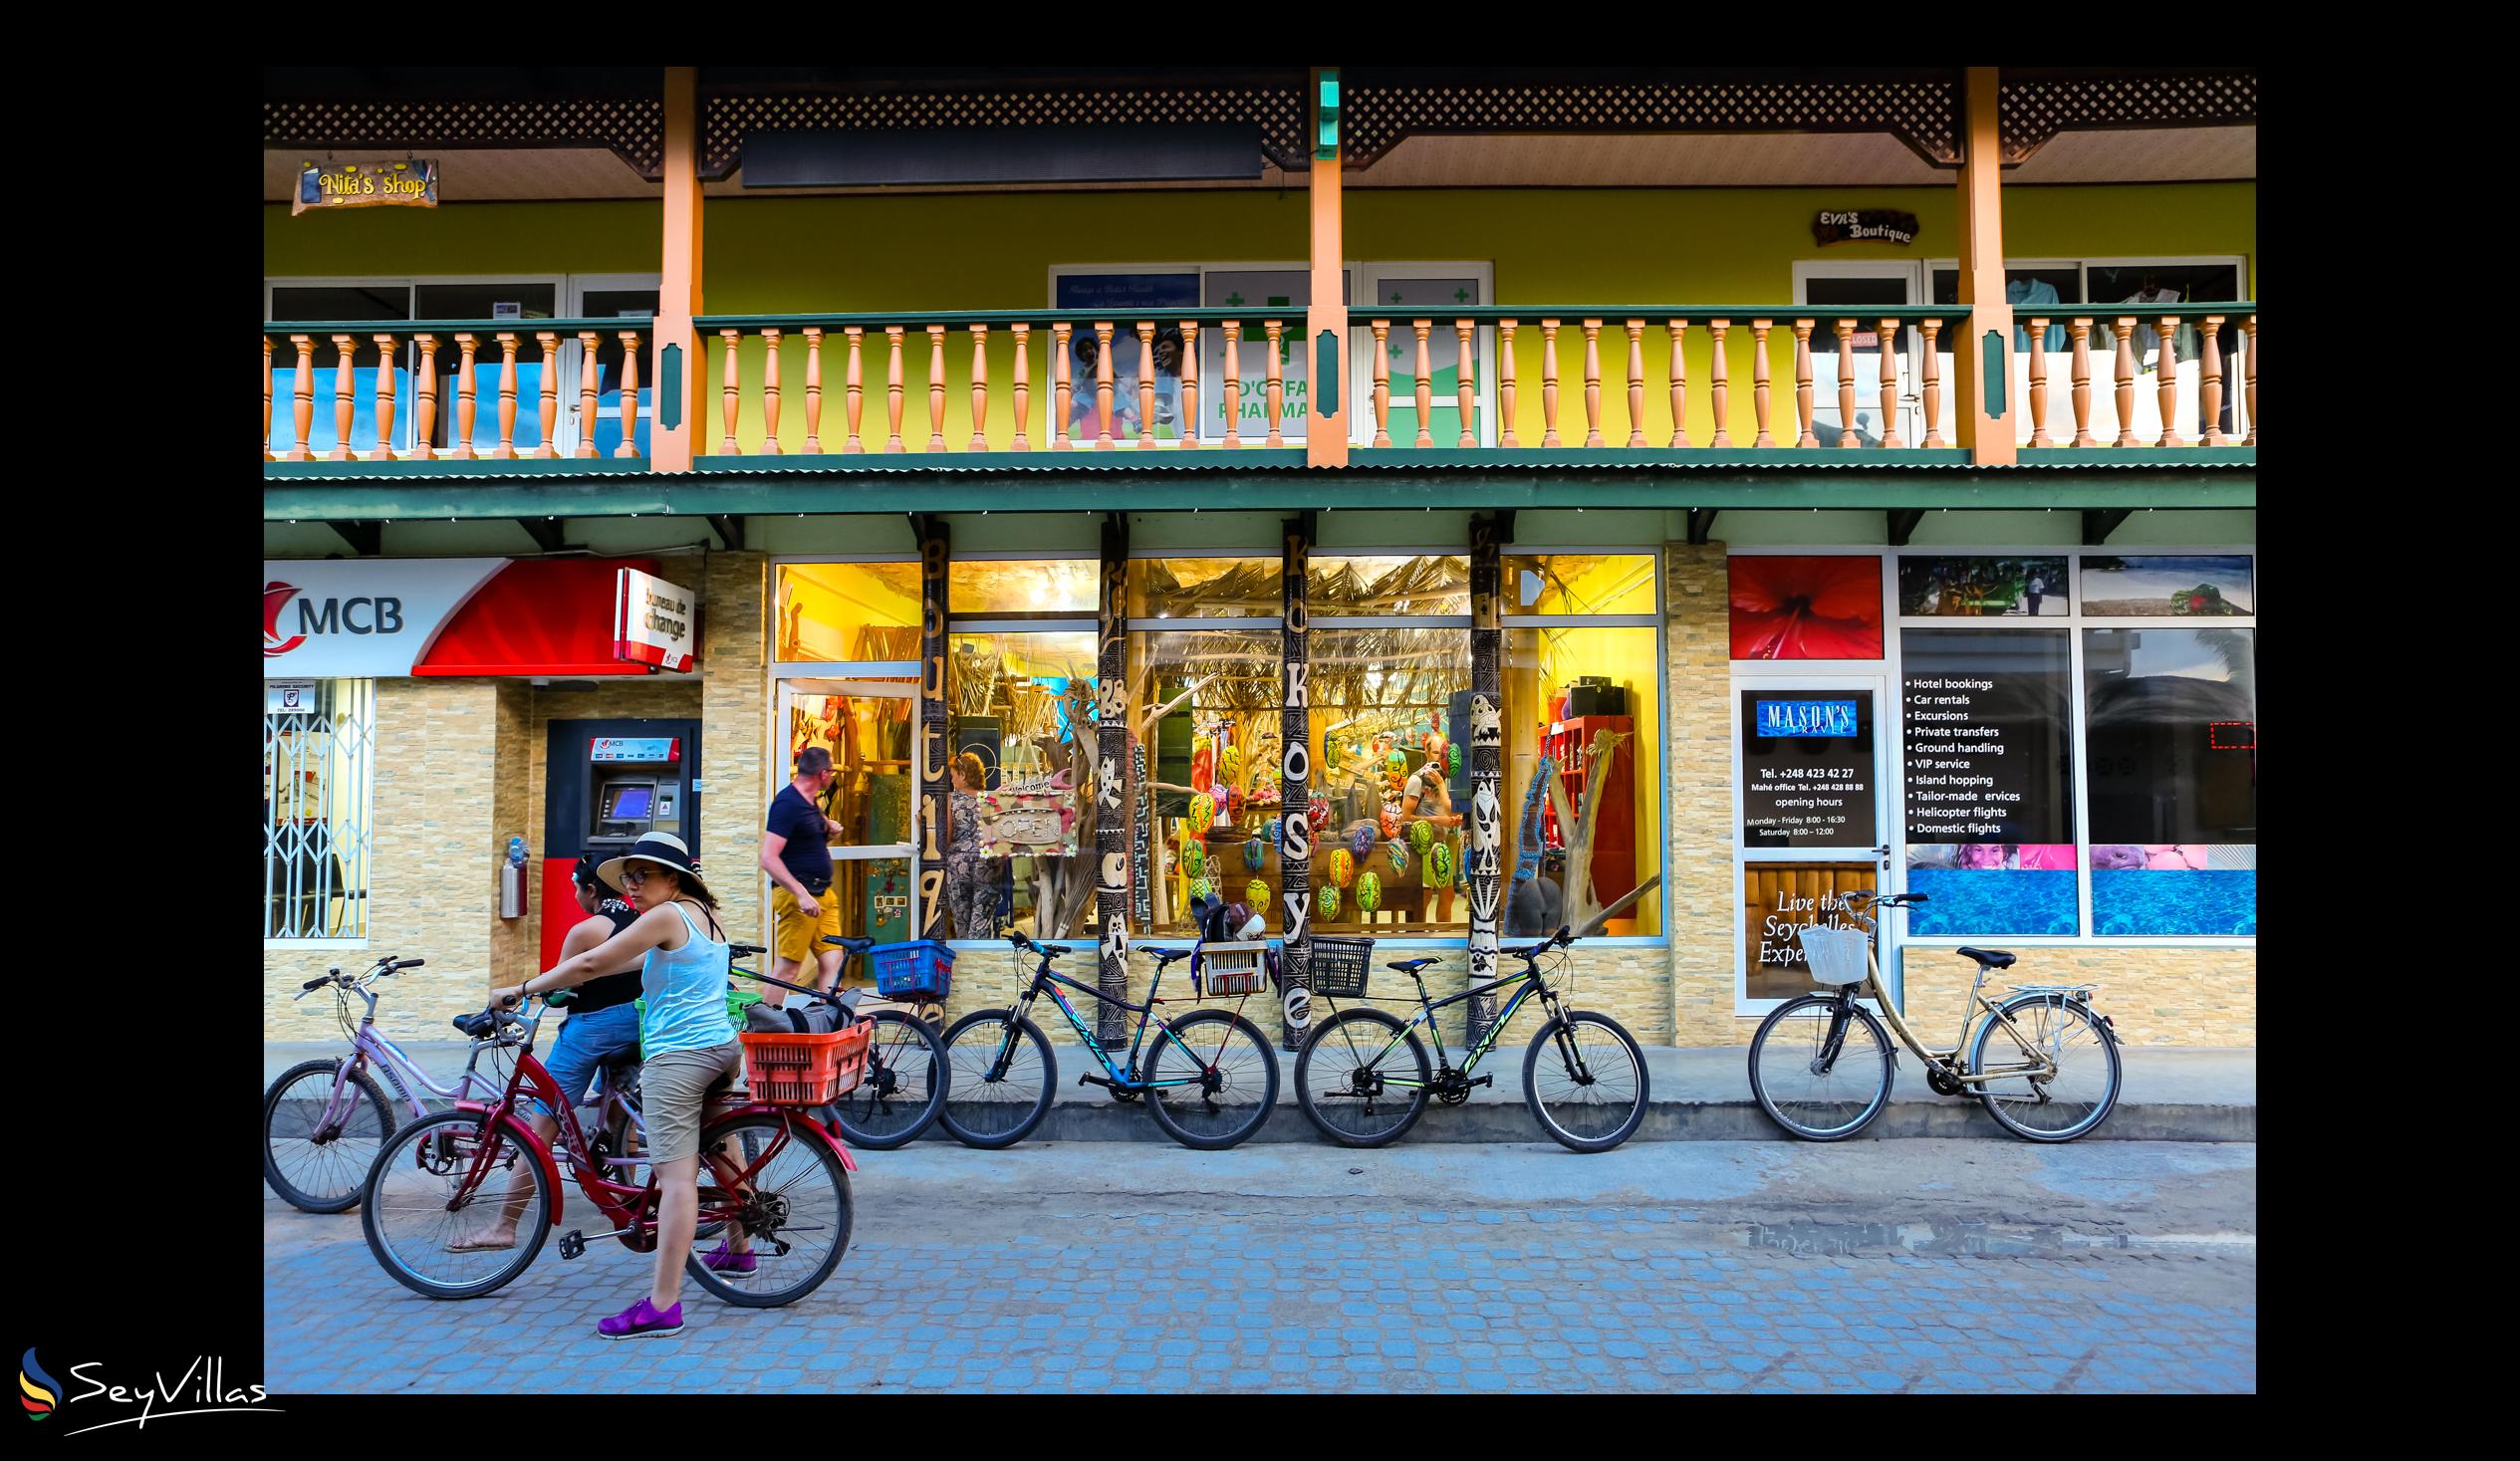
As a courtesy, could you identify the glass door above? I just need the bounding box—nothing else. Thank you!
[564,275,659,458]
[1351,266,1495,447]
[776,679,920,946]
[1792,262,1922,448]
[1731,677,1895,1013]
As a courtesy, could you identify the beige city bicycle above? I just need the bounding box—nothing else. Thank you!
[1745,890,2124,1142]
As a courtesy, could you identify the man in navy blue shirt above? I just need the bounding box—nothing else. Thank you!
[760,746,845,999]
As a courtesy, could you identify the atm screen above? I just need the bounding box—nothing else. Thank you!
[605,784,654,820]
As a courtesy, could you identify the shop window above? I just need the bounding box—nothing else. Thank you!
[1896,556,2070,618]
[1503,625,1662,938]
[1128,557,1282,619]
[2083,627,2257,936]
[1509,554,1657,617]
[782,684,918,946]
[1311,627,1473,936]
[2079,555,2255,617]
[1131,625,1283,936]
[264,679,374,941]
[1308,556,1471,616]
[950,559,1098,617]
[1729,556,1885,660]
[776,563,922,663]
[948,630,1102,941]
[1898,628,2079,937]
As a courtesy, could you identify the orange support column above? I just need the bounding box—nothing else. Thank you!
[650,66,705,472]
[1954,65,2016,465]
[1306,67,1349,467]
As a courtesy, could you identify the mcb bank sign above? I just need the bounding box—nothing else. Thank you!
[262,559,503,676]
[262,559,695,679]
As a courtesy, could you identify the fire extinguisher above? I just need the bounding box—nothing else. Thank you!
[500,836,528,919]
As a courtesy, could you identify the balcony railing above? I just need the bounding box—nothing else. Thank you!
[263,320,649,463]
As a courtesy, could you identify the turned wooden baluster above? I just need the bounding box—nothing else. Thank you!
[447,334,478,460]
[263,337,275,461]
[969,324,992,452]
[884,326,906,453]
[1748,321,1775,448]
[1411,320,1434,447]
[575,332,601,458]
[1497,320,1520,448]
[802,328,824,454]
[532,332,561,458]
[1370,320,1392,446]
[926,325,948,452]
[1136,322,1157,448]
[1540,320,1563,447]
[1051,323,1073,451]
[843,327,867,453]
[1878,320,1906,449]
[2241,316,2257,446]
[2067,320,2095,447]
[1581,320,1605,447]
[1456,320,1478,447]
[1919,320,1946,449]
[1625,320,1647,447]
[1010,324,1032,452]
[759,328,784,455]
[1220,322,1243,448]
[325,335,356,461]
[1707,320,1733,447]
[1178,322,1198,450]
[2112,318,2140,447]
[491,332,521,459]
[1263,320,1286,448]
[373,335,399,460]
[2153,315,2184,447]
[1666,320,1691,448]
[2200,315,2226,447]
[611,333,638,459]
[717,329,743,455]
[2027,319,2052,448]
[1093,322,1116,448]
[1792,320,1818,448]
[1832,320,1860,448]
[412,335,439,460]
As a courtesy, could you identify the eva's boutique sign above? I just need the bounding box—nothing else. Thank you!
[1813,210,1918,247]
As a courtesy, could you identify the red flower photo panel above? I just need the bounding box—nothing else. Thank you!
[1729,556,1885,660]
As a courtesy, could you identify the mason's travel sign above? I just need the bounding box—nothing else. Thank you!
[1812,209,1918,247]
[295,158,438,215]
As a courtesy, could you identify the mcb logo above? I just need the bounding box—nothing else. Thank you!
[265,580,405,659]
[264,583,305,658]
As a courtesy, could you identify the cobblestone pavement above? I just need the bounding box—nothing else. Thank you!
[268,1140,2254,1394]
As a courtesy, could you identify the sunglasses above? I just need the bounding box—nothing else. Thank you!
[620,866,658,886]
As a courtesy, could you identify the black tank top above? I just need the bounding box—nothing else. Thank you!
[567,897,646,1015]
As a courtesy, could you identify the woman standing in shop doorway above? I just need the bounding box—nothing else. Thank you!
[945,752,1006,939]
[1397,734,1464,924]
[491,832,746,1340]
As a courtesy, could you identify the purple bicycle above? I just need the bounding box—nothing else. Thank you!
[261,957,528,1213]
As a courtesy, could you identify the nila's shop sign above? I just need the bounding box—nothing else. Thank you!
[1812,209,1918,247]
[295,158,438,215]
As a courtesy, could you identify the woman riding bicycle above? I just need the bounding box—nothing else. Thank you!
[491,832,747,1340]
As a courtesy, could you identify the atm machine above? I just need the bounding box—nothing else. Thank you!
[542,718,703,968]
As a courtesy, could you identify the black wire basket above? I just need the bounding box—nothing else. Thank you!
[1304,935,1375,998]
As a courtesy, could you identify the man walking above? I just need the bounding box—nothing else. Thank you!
[761,746,847,1000]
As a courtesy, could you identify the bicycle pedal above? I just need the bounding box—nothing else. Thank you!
[1472,1075,1493,1089]
[557,1230,588,1261]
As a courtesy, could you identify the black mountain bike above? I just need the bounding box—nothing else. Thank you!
[1294,925,1649,1152]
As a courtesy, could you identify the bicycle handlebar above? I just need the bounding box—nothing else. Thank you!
[1007,931,1072,958]
[1502,924,1577,961]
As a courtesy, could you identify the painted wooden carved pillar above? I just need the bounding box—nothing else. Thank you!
[1277,513,1315,1054]
[1096,512,1132,1048]
[916,515,952,941]
[1464,514,1505,1044]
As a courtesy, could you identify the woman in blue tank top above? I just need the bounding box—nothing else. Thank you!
[496,832,747,1339]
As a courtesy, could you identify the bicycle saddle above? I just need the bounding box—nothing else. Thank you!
[822,935,877,954]
[1954,946,2017,970]
[1136,946,1195,965]
[1386,957,1442,973]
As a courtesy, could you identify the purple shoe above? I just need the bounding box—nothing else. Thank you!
[703,1242,757,1276]
[597,1298,683,1339]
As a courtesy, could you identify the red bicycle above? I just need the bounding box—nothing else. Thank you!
[359,962,864,1308]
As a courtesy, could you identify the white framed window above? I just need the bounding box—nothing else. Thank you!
[264,678,375,945]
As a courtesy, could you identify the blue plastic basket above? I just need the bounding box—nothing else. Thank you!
[870,939,956,1000]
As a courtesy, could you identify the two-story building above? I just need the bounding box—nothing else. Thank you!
[263,65,2256,1055]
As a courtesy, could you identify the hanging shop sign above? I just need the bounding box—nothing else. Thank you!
[262,557,677,678]
[1812,209,1918,247]
[614,567,697,673]
[294,158,438,216]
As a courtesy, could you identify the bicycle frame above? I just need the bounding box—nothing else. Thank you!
[309,969,512,1132]
[1821,910,2059,1088]
[992,954,1230,1094]
[1334,959,1567,1089]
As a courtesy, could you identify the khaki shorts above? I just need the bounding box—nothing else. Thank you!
[638,1041,747,1164]
[772,881,845,966]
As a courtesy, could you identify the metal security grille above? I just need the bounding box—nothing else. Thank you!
[264,679,375,941]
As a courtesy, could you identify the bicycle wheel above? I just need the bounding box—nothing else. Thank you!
[1141,1011,1280,1150]
[682,1112,855,1308]
[936,1010,1057,1149]
[1747,995,1895,1141]
[1969,993,2123,1142]
[1523,1011,1650,1152]
[361,1109,553,1301]
[834,1009,949,1150]
[262,1058,397,1213]
[1294,1007,1430,1148]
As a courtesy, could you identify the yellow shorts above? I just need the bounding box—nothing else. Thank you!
[772,881,845,965]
